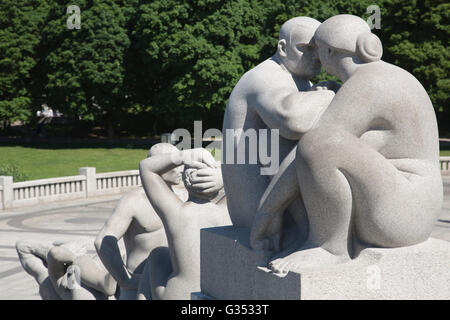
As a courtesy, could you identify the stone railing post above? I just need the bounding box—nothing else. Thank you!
[161,133,176,145]
[441,157,450,175]
[79,167,96,198]
[0,176,13,209]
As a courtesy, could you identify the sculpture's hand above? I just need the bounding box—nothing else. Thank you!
[60,269,70,289]
[310,80,341,93]
[190,167,223,194]
[182,148,217,168]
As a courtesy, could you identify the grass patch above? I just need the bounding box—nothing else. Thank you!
[0,145,448,182]
[0,146,148,181]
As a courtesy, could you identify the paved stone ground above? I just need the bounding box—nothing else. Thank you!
[0,178,449,300]
[430,176,450,242]
[0,194,122,300]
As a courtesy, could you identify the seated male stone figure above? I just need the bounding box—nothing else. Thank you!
[16,240,117,300]
[139,148,231,300]
[251,14,443,276]
[95,143,185,299]
[222,17,336,245]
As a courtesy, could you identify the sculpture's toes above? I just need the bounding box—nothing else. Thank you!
[277,262,290,277]
[268,258,281,270]
[269,259,289,277]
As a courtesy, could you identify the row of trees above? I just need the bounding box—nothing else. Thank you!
[0,0,448,138]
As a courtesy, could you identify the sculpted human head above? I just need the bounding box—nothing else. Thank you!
[148,143,183,185]
[314,14,383,81]
[277,17,322,79]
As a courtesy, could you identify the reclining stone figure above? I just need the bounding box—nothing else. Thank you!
[16,240,117,299]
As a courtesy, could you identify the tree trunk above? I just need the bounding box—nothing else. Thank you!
[106,113,115,141]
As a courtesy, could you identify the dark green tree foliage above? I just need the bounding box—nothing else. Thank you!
[131,0,280,130]
[130,0,448,131]
[379,0,449,114]
[39,0,130,138]
[0,0,448,134]
[0,0,49,126]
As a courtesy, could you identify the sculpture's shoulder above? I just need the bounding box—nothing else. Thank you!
[348,62,433,110]
[232,58,284,94]
[120,187,147,203]
[118,188,154,215]
[183,202,230,228]
[120,188,164,232]
[225,59,276,119]
[354,61,428,94]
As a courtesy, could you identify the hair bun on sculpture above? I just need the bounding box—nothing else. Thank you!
[356,32,383,62]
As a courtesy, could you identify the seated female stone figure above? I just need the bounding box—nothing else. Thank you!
[139,148,231,299]
[250,14,443,276]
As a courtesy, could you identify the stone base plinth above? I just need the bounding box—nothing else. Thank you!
[199,226,450,300]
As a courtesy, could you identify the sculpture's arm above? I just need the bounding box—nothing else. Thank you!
[139,148,216,226]
[139,149,216,279]
[136,257,152,300]
[139,151,185,224]
[253,88,335,140]
[94,198,136,290]
[72,255,117,296]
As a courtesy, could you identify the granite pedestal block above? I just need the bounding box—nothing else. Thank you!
[198,226,450,300]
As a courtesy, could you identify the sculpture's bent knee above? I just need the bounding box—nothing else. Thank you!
[16,240,32,255]
[298,127,345,163]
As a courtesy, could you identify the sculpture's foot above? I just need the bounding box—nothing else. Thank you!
[268,247,349,277]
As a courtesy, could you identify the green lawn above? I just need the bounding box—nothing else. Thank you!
[0,146,148,181]
[0,145,448,182]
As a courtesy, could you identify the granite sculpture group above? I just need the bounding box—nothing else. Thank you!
[17,14,449,300]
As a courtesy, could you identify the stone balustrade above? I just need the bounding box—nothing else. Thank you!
[95,170,141,196]
[441,156,450,175]
[0,167,140,210]
[0,158,449,210]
